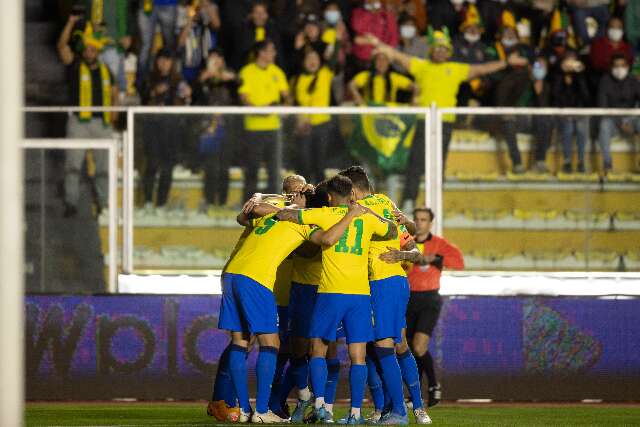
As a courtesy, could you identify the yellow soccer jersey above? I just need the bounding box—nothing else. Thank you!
[238,63,289,131]
[273,257,294,306]
[357,193,408,281]
[299,206,392,295]
[225,214,315,290]
[222,227,253,274]
[291,251,322,286]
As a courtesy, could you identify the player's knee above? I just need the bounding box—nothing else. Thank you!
[257,332,280,349]
[310,338,328,357]
[374,337,395,348]
[412,336,429,357]
[348,343,367,364]
[395,340,409,354]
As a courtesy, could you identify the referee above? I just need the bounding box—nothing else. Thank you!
[404,207,464,407]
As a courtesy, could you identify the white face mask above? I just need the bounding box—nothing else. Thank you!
[464,32,480,43]
[501,37,518,48]
[400,25,417,39]
[612,66,629,80]
[608,28,624,42]
[451,0,464,5]
[365,1,381,10]
[324,10,341,25]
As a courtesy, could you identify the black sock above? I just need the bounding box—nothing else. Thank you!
[422,351,437,387]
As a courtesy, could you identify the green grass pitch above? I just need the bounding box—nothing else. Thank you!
[25,402,640,426]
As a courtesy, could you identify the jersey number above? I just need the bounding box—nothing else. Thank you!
[335,218,364,256]
[254,217,277,235]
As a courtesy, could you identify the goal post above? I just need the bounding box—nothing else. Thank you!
[0,0,24,426]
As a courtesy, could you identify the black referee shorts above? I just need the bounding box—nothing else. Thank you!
[406,290,442,338]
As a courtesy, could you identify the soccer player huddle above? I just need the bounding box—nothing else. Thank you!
[209,166,457,425]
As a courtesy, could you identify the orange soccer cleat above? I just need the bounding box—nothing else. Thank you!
[207,400,241,422]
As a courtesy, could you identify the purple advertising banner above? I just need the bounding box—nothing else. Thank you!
[25,295,640,400]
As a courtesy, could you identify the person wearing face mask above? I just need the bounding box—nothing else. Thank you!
[453,4,489,106]
[597,53,640,174]
[590,16,634,75]
[351,0,399,67]
[485,10,533,174]
[526,54,554,174]
[320,2,351,103]
[551,51,591,174]
[394,15,428,74]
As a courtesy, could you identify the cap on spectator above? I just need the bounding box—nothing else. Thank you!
[500,10,517,30]
[74,22,112,51]
[427,27,452,52]
[156,47,173,59]
[460,4,483,31]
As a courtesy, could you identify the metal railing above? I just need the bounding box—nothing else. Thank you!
[23,105,640,291]
[22,138,119,292]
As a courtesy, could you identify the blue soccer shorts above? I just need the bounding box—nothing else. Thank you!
[288,282,319,338]
[309,293,373,344]
[370,275,410,343]
[218,273,278,334]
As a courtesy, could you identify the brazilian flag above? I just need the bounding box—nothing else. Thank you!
[347,103,417,175]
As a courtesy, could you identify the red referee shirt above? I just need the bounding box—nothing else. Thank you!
[406,233,464,292]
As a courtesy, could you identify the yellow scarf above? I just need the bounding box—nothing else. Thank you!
[495,42,507,61]
[144,0,153,14]
[79,62,112,124]
[90,0,103,26]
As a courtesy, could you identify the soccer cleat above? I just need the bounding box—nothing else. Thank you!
[376,412,408,425]
[335,415,349,424]
[306,406,327,424]
[206,400,240,422]
[364,410,383,424]
[238,409,251,423]
[427,384,442,408]
[290,397,314,423]
[251,410,290,424]
[413,408,432,424]
[345,414,366,425]
[323,411,335,423]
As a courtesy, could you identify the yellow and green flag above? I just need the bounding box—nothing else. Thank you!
[347,104,416,175]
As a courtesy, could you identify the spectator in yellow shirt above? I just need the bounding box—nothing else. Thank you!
[348,52,417,106]
[292,49,335,183]
[237,40,289,199]
[359,30,527,210]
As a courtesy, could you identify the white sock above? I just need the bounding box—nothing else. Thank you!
[298,387,311,402]
[314,397,325,409]
[325,403,334,414]
[350,407,361,418]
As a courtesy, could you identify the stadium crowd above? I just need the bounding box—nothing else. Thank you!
[55,0,640,215]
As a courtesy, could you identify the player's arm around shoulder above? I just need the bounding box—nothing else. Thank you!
[378,237,432,265]
[367,208,398,241]
[309,203,368,247]
[276,207,304,224]
[236,194,282,227]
